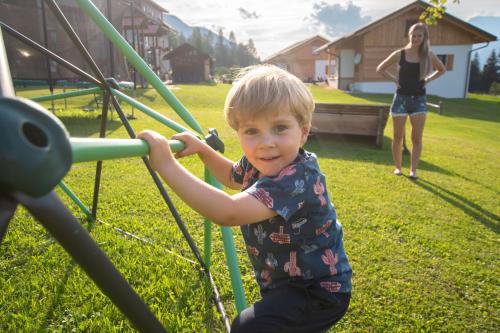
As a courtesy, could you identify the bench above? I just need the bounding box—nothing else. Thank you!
[311,103,390,148]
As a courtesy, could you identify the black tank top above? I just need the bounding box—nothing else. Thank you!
[397,49,425,96]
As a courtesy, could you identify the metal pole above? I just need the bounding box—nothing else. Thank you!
[129,1,137,118]
[91,91,111,219]
[0,28,17,245]
[70,137,184,163]
[44,0,111,220]
[0,61,165,332]
[0,193,17,244]
[0,22,101,85]
[71,3,246,312]
[31,86,102,102]
[39,0,56,113]
[58,181,92,220]
[106,0,115,77]
[62,0,244,320]
[110,88,189,133]
[13,191,167,333]
[0,27,15,97]
[108,95,231,330]
[74,0,204,135]
[44,0,106,85]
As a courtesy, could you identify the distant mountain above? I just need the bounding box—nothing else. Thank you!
[163,14,231,46]
[468,16,500,66]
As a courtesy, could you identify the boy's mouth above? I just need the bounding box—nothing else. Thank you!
[260,156,279,161]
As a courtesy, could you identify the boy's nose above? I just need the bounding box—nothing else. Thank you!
[259,133,275,147]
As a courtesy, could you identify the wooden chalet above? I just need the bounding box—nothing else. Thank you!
[264,35,330,82]
[163,43,214,83]
[315,0,497,98]
[0,0,175,83]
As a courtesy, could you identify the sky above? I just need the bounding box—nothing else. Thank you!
[158,0,500,59]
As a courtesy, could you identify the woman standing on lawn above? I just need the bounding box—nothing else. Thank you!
[377,22,446,179]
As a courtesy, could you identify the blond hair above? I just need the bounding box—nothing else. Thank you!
[224,65,314,130]
[409,22,432,80]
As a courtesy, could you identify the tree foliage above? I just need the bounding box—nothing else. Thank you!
[468,50,500,94]
[468,53,481,92]
[168,28,260,71]
[419,0,460,25]
[481,49,499,93]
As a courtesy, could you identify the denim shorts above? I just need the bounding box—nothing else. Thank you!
[390,94,428,117]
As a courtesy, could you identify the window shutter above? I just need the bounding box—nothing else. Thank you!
[446,54,454,70]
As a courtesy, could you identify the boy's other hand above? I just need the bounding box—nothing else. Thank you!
[172,132,206,159]
[138,130,174,171]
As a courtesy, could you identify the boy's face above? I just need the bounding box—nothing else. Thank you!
[236,110,310,177]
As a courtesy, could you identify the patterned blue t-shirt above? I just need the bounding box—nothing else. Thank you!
[231,149,352,295]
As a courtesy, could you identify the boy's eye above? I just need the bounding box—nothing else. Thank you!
[244,128,258,135]
[274,125,288,133]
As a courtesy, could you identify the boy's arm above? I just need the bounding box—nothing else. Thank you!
[139,130,276,226]
[173,132,241,190]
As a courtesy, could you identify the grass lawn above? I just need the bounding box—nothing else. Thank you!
[1,84,499,332]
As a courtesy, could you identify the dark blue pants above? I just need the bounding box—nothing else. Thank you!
[231,284,350,333]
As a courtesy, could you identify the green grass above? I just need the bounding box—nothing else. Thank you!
[1,84,499,332]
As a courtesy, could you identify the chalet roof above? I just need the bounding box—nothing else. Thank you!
[316,0,497,53]
[263,35,330,62]
[163,43,213,60]
[144,0,170,13]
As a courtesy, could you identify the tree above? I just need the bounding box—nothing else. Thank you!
[168,33,180,49]
[468,53,482,92]
[215,28,228,67]
[189,28,203,51]
[236,43,250,67]
[228,31,238,67]
[205,30,215,56]
[178,33,187,45]
[420,0,461,25]
[481,49,499,93]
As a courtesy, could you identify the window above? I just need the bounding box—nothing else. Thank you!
[437,54,454,70]
[49,60,58,73]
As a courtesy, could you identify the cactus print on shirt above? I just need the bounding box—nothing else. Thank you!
[231,149,352,295]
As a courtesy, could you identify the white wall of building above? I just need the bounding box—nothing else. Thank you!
[426,44,471,98]
[315,60,329,81]
[352,44,472,98]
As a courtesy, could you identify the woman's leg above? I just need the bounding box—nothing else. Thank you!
[392,116,407,173]
[409,113,427,177]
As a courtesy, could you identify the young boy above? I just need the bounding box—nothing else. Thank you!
[138,65,352,332]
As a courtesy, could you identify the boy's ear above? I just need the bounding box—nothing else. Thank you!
[301,124,311,145]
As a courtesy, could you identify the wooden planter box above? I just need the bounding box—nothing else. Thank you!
[311,103,390,148]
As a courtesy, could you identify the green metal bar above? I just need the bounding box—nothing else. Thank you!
[111,88,190,134]
[58,181,93,220]
[203,169,213,268]
[221,226,247,313]
[206,170,247,313]
[75,0,204,135]
[71,138,184,163]
[31,87,101,102]
[75,0,248,315]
